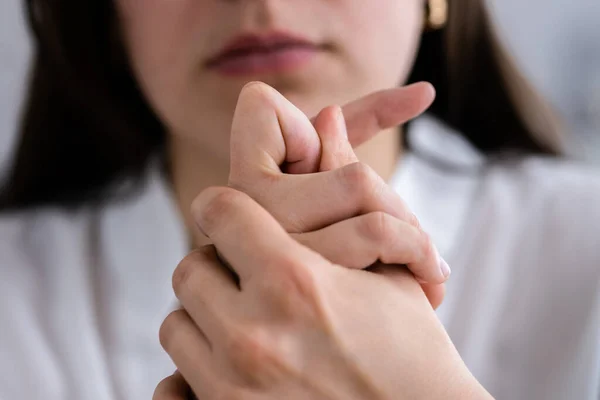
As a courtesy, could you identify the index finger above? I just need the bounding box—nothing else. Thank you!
[337,82,436,148]
[229,81,321,182]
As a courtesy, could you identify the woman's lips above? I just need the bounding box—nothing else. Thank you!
[206,32,322,76]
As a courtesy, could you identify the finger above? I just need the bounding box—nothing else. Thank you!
[171,246,240,340]
[368,263,445,309]
[229,83,434,227]
[257,162,416,233]
[192,186,315,282]
[159,309,215,398]
[230,82,435,183]
[343,82,435,148]
[303,82,434,173]
[253,163,451,284]
[152,372,193,400]
[374,268,446,310]
[312,106,359,172]
[294,212,447,284]
[420,283,446,310]
[229,81,321,182]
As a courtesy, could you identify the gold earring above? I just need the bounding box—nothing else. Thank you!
[426,0,448,30]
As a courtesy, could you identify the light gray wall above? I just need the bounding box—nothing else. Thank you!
[488,0,600,161]
[0,1,599,174]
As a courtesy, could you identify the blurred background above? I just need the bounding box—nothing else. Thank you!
[1,0,599,178]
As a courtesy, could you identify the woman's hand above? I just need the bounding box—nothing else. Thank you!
[227,82,448,307]
[153,81,467,399]
[154,187,491,400]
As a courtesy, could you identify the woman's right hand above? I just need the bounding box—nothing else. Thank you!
[227,82,448,308]
[155,186,491,400]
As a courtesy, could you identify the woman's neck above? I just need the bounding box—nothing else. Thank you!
[168,128,401,248]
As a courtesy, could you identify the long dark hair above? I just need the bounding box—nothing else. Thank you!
[0,0,563,211]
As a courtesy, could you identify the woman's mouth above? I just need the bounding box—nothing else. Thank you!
[206,31,323,76]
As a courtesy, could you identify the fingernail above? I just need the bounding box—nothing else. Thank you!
[433,246,451,279]
[439,257,452,279]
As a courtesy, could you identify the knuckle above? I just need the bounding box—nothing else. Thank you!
[408,212,421,229]
[225,327,285,387]
[207,187,246,213]
[360,212,396,245]
[226,327,269,363]
[151,376,170,400]
[152,374,188,400]
[241,81,275,101]
[172,250,204,296]
[159,309,188,352]
[275,253,308,276]
[340,162,379,202]
[261,248,306,277]
[237,82,280,114]
[192,187,247,234]
[267,257,324,318]
[278,250,323,289]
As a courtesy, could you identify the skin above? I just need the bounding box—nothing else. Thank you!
[113,0,490,397]
[154,82,491,399]
[115,0,424,240]
[116,0,450,296]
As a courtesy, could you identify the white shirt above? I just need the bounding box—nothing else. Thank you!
[1,116,599,400]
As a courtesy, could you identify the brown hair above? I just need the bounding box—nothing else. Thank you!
[0,0,563,211]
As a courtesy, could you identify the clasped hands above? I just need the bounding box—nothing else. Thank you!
[154,82,489,400]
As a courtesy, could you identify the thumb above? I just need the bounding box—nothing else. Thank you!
[312,105,359,171]
[229,82,321,185]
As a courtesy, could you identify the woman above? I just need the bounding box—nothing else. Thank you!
[0,0,598,398]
